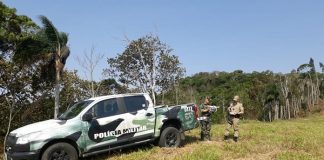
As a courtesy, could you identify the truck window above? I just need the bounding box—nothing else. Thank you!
[124,96,147,113]
[59,100,93,120]
[91,98,122,118]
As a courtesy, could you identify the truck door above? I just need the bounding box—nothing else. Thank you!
[81,98,128,153]
[120,95,156,142]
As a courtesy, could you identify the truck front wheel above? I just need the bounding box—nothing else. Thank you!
[41,142,78,160]
[159,126,181,147]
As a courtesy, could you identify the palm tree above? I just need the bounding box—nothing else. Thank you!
[297,58,320,108]
[297,58,316,74]
[39,15,70,118]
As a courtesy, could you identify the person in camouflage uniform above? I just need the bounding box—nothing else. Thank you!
[200,97,212,141]
[224,95,244,142]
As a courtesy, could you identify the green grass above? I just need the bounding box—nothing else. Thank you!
[88,114,324,160]
[2,114,324,160]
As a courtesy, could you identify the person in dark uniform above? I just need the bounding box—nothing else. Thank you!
[199,97,212,141]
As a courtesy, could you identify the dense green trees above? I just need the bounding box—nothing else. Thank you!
[0,2,40,151]
[161,60,324,123]
[0,0,127,138]
[0,2,38,58]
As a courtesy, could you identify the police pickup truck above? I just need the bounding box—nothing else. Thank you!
[5,93,198,160]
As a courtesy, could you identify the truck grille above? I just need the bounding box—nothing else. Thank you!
[5,134,17,153]
[5,133,30,152]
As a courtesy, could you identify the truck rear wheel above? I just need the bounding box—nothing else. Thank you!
[41,142,78,160]
[159,126,181,147]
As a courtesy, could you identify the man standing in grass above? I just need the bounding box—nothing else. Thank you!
[224,95,244,142]
[199,97,212,141]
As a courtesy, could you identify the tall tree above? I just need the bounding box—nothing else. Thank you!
[0,2,38,59]
[76,46,104,97]
[157,48,185,104]
[320,62,324,73]
[39,16,70,118]
[106,34,185,105]
[0,2,40,155]
[297,58,320,107]
[263,83,280,121]
[0,62,35,155]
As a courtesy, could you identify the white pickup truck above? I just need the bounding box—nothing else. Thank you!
[5,93,198,160]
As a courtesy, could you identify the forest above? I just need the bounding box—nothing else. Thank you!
[164,66,324,123]
[1,1,324,149]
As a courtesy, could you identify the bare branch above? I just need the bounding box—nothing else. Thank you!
[75,45,104,97]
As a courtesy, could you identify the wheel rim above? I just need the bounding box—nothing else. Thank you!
[165,132,178,147]
[50,149,70,160]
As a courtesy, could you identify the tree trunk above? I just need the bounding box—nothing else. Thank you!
[4,108,13,159]
[312,86,314,106]
[292,97,295,118]
[280,76,290,119]
[91,70,95,97]
[175,85,179,105]
[54,50,61,119]
[280,105,283,119]
[151,54,156,106]
[274,101,279,120]
[315,71,320,104]
[307,82,311,111]
[268,105,272,122]
[162,91,165,104]
[54,82,60,118]
[287,98,290,119]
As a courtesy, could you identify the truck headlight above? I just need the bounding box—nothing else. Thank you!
[16,131,42,144]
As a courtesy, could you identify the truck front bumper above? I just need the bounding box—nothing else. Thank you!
[5,151,40,160]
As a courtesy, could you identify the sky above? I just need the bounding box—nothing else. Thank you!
[3,0,324,81]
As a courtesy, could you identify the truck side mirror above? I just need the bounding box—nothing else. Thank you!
[82,113,93,122]
[142,100,149,110]
[57,113,63,118]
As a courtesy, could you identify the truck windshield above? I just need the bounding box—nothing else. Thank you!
[59,100,93,120]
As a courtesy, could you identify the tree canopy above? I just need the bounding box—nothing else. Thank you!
[106,34,185,105]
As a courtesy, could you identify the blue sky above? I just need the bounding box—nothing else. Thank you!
[3,0,324,80]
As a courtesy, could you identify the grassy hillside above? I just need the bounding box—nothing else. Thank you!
[89,113,324,160]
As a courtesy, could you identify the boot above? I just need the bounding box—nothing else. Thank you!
[224,135,229,141]
[206,134,211,141]
[200,132,204,141]
[233,137,238,142]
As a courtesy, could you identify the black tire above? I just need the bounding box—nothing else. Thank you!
[41,142,78,160]
[158,126,181,147]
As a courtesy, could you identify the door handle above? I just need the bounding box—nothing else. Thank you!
[146,113,153,116]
